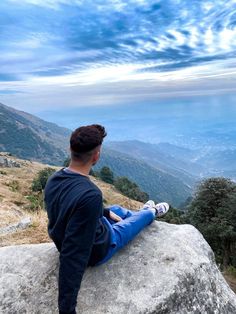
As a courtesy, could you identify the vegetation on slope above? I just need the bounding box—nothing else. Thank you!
[94,147,192,207]
[0,153,143,248]
[0,103,70,165]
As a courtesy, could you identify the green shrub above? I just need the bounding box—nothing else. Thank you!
[32,167,56,192]
[225,266,236,278]
[5,180,20,192]
[187,177,236,269]
[159,206,185,224]
[114,176,148,202]
[99,166,114,184]
[25,193,44,211]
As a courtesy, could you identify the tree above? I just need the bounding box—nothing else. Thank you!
[114,176,149,202]
[187,177,236,268]
[99,166,114,184]
[160,206,185,224]
[32,167,56,192]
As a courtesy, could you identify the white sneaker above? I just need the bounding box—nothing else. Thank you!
[143,200,155,209]
[154,202,170,218]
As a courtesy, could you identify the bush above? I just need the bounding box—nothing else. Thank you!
[187,177,236,269]
[25,193,44,211]
[114,176,149,202]
[32,167,56,192]
[99,166,114,184]
[225,265,236,278]
[89,169,100,177]
[5,180,20,192]
[159,206,185,224]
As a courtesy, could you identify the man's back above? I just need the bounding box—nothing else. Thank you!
[44,168,110,313]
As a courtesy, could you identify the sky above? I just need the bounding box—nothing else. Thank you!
[0,0,236,138]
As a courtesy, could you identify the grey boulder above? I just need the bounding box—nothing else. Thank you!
[0,217,32,235]
[0,221,236,314]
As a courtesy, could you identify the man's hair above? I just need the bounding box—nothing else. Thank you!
[70,124,107,163]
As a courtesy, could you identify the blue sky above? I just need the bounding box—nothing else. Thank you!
[0,0,236,114]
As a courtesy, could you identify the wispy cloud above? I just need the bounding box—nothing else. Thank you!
[0,0,236,109]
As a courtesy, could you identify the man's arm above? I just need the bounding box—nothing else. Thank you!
[103,208,123,222]
[58,193,102,314]
[103,207,110,218]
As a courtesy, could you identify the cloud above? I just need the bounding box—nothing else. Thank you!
[0,0,236,109]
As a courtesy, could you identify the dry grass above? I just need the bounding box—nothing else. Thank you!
[1,153,235,294]
[0,210,51,247]
[0,153,143,248]
[92,176,143,210]
[222,267,236,294]
[222,273,236,294]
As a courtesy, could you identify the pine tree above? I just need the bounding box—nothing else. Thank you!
[187,177,236,268]
[99,166,114,184]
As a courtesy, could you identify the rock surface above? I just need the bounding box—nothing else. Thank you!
[0,155,21,168]
[0,217,32,235]
[0,221,236,314]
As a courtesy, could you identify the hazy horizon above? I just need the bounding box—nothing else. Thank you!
[1,0,236,150]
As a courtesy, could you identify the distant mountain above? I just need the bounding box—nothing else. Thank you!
[106,139,236,183]
[105,140,203,184]
[0,103,192,206]
[193,149,236,181]
[94,147,192,207]
[0,103,70,165]
[197,149,236,172]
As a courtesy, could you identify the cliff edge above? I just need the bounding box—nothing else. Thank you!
[0,221,236,314]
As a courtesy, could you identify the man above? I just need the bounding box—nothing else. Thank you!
[44,124,169,314]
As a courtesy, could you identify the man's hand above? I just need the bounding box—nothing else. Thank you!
[109,210,123,222]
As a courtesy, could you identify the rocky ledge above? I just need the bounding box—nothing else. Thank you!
[0,221,236,314]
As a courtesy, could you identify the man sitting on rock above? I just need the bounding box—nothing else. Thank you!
[44,124,169,314]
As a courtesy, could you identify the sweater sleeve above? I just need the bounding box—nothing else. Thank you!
[58,193,102,314]
[103,207,110,218]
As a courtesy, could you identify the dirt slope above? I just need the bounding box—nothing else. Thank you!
[0,152,143,247]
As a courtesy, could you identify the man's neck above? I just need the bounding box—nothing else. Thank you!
[67,162,91,177]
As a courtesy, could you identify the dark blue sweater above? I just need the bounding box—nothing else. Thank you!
[44,168,111,314]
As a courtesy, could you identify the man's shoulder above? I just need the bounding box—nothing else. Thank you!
[63,171,102,196]
[79,180,102,200]
[73,180,103,210]
[87,178,102,193]
[45,167,102,198]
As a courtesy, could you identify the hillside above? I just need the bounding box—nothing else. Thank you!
[106,140,236,182]
[95,147,192,207]
[105,140,200,185]
[0,152,143,247]
[0,103,70,165]
[0,103,193,207]
[1,152,235,293]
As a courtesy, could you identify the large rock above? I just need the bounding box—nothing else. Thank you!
[0,221,236,314]
[0,155,21,168]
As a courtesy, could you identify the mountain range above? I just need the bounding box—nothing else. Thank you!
[0,103,194,206]
[94,147,192,206]
[0,103,70,165]
[105,139,236,182]
[1,102,235,207]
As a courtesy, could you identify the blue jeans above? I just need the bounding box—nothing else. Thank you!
[93,205,155,266]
